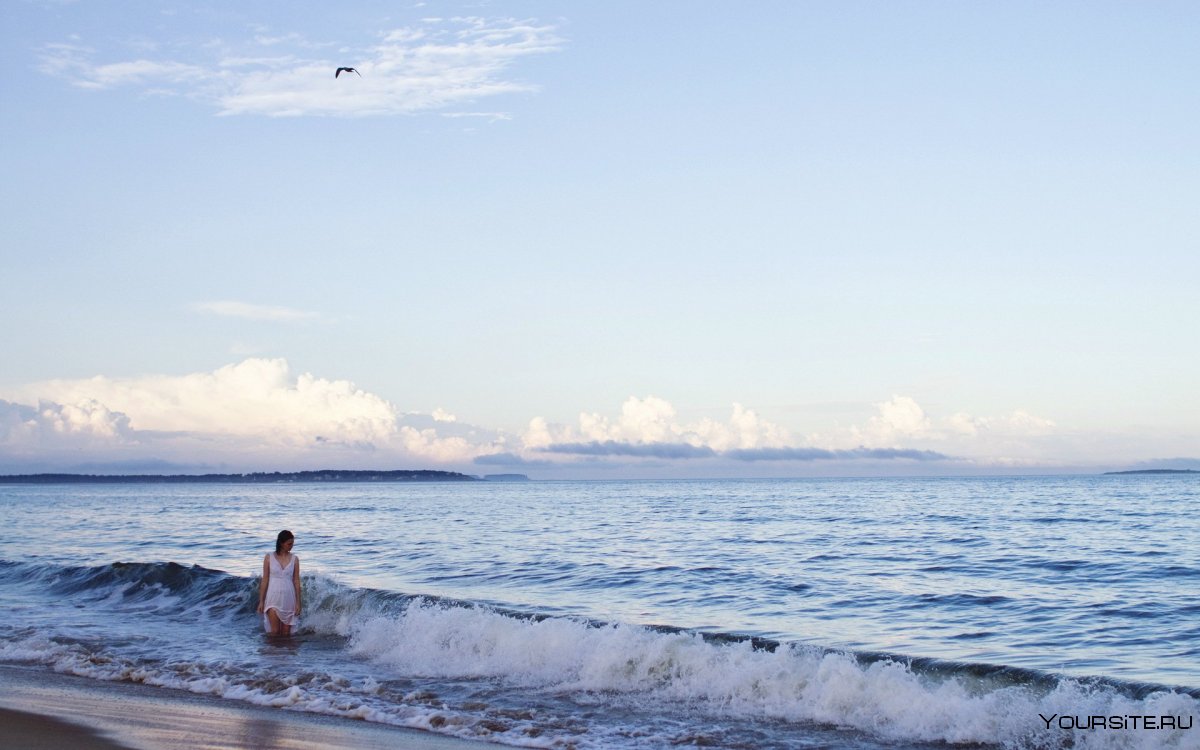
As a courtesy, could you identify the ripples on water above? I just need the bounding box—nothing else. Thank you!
[1,475,1197,748]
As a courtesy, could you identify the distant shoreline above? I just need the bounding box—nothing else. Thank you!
[1103,469,1199,475]
[0,469,486,485]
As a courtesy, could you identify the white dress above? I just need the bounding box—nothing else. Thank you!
[262,553,300,632]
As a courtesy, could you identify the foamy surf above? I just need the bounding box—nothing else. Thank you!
[1,560,1196,749]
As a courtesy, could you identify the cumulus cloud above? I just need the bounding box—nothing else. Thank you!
[0,399,134,448]
[6,359,396,447]
[0,360,525,472]
[531,397,794,453]
[579,396,681,444]
[517,394,1067,469]
[521,416,557,451]
[193,300,319,322]
[40,17,563,118]
[522,397,949,465]
[691,403,794,452]
[869,395,932,439]
[0,399,140,473]
[821,395,1059,454]
[0,366,1067,474]
[396,426,479,463]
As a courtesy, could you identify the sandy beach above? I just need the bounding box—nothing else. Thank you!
[0,665,492,750]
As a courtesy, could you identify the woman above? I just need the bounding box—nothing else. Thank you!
[257,530,302,636]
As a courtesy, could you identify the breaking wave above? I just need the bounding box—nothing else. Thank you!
[1,560,1196,749]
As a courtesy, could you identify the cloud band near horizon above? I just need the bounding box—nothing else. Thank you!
[0,357,1120,474]
[725,446,952,462]
[536,441,951,462]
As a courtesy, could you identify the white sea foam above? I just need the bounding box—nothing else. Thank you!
[0,629,556,747]
[4,564,1195,744]
[337,599,1199,750]
[2,567,1196,749]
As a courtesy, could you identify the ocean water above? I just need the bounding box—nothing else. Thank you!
[0,476,1196,749]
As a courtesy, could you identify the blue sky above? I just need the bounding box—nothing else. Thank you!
[1,1,1197,477]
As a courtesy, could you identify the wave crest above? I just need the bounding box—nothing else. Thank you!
[2,560,1196,749]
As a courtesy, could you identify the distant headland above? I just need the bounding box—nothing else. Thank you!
[0,470,528,485]
[480,473,532,482]
[1103,469,1199,475]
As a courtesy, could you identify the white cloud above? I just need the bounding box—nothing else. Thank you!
[6,359,396,446]
[679,403,794,452]
[79,60,209,90]
[522,416,555,450]
[40,17,563,118]
[515,395,1069,470]
[0,360,524,471]
[524,397,795,453]
[0,399,134,448]
[581,395,680,443]
[193,300,319,322]
[822,395,1059,450]
[0,368,1079,474]
[798,395,1063,469]
[871,395,932,437]
[945,412,981,437]
[830,395,934,448]
[397,426,477,463]
[42,399,133,439]
[945,409,1056,437]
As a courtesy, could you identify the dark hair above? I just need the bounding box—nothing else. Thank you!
[275,530,294,554]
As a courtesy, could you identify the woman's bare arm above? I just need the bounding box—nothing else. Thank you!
[257,555,269,613]
[292,558,302,616]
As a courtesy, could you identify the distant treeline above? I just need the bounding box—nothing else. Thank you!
[0,470,480,485]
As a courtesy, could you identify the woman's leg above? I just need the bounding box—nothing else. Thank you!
[266,608,283,636]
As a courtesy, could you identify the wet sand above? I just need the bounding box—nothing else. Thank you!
[0,706,131,750]
[0,665,492,750]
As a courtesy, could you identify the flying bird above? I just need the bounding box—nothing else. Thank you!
[335,67,361,78]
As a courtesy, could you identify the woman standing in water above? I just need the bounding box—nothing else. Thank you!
[257,530,301,636]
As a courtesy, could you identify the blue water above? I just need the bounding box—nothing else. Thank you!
[1,476,1197,749]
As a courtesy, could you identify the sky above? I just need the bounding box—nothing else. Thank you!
[1,1,1197,478]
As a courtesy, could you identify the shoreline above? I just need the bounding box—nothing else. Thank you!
[0,664,492,750]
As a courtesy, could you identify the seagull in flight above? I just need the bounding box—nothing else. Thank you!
[335,67,361,78]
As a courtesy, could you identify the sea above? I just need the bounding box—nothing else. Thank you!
[0,475,1196,749]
